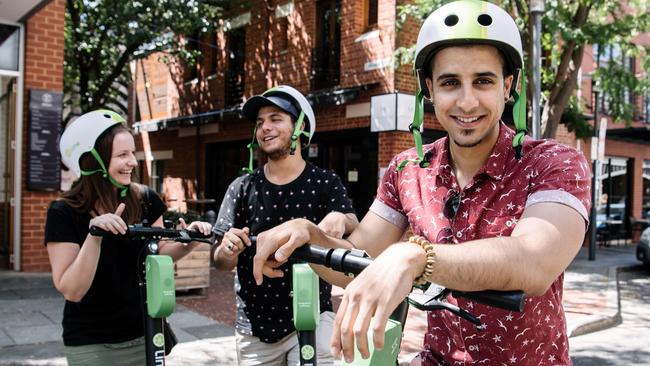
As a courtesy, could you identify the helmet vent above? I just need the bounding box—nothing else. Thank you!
[477,14,492,26]
[103,114,111,119]
[444,14,459,26]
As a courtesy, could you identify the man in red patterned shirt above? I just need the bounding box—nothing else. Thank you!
[252,1,591,365]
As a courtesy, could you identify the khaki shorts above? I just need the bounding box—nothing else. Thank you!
[236,311,338,366]
[64,336,146,366]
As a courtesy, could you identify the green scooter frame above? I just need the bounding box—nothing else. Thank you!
[283,243,526,366]
[90,224,212,366]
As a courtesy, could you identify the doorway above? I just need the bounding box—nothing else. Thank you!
[0,76,16,268]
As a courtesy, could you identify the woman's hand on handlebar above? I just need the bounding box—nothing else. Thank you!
[253,218,315,285]
[88,203,127,236]
[178,218,213,237]
[331,242,426,363]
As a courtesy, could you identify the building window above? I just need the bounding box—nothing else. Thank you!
[184,32,199,83]
[364,0,378,30]
[225,27,245,106]
[594,44,636,116]
[138,160,165,194]
[312,0,341,90]
[277,16,289,52]
[208,31,219,77]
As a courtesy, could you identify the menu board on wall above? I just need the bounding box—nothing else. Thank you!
[28,89,62,191]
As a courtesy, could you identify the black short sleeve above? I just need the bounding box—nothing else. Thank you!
[44,201,84,246]
[141,186,166,225]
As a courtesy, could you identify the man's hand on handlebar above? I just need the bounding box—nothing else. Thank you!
[253,218,315,285]
[331,242,426,363]
[220,227,252,256]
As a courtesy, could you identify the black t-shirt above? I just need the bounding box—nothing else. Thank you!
[43,186,166,346]
[214,163,355,343]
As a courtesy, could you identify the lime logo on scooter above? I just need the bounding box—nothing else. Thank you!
[301,344,315,360]
[153,332,165,348]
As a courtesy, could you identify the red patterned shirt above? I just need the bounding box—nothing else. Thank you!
[371,123,591,365]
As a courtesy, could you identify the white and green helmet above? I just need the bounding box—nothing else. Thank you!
[400,0,527,170]
[241,85,316,173]
[59,109,130,196]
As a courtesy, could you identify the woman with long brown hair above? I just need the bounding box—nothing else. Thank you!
[44,110,211,365]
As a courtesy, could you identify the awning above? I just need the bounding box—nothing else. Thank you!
[132,84,376,134]
[0,0,49,22]
[606,125,650,145]
[133,105,241,133]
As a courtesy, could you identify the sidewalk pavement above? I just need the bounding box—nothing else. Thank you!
[0,243,638,365]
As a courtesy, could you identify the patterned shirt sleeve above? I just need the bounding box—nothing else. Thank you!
[371,155,409,230]
[324,171,355,214]
[526,143,592,223]
[213,177,244,237]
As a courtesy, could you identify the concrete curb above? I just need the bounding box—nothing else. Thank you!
[567,266,622,338]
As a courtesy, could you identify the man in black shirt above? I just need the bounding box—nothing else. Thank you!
[212,85,358,366]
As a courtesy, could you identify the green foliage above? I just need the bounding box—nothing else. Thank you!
[64,0,230,120]
[395,0,649,137]
[562,97,593,140]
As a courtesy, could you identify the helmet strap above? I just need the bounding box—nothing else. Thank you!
[511,67,528,159]
[290,111,309,154]
[397,88,430,171]
[80,148,129,198]
[242,125,259,174]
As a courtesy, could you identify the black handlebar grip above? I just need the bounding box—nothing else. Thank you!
[89,226,111,237]
[291,245,330,266]
[451,290,525,312]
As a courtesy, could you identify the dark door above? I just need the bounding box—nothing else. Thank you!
[308,129,377,217]
[205,140,250,213]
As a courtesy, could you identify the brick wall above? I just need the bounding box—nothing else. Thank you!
[21,0,66,271]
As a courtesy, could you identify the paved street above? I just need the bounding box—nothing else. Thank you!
[570,265,650,365]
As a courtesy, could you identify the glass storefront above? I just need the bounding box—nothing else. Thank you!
[641,160,650,219]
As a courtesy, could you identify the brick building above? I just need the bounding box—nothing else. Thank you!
[0,0,66,271]
[132,0,481,217]
[4,0,647,272]
[132,0,580,216]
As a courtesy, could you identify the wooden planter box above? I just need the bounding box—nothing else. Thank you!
[174,243,210,296]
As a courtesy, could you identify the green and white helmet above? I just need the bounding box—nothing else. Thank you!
[400,0,527,170]
[59,109,130,196]
[241,85,316,173]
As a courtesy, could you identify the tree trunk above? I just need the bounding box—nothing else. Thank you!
[540,4,590,139]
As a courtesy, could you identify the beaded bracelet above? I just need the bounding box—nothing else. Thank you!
[409,235,436,285]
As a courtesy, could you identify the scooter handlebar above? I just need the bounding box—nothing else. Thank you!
[249,236,524,312]
[89,225,212,240]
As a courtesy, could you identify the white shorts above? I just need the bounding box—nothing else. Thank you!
[235,311,337,366]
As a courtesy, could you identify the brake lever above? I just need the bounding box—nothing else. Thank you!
[407,291,483,328]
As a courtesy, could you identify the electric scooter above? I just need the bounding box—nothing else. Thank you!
[89,224,212,366]
[269,239,525,366]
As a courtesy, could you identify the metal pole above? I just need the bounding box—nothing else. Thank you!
[530,0,545,139]
[589,89,599,261]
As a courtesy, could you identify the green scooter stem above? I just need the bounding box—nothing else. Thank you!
[293,263,320,365]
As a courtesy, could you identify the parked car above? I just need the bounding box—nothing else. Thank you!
[636,226,650,270]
